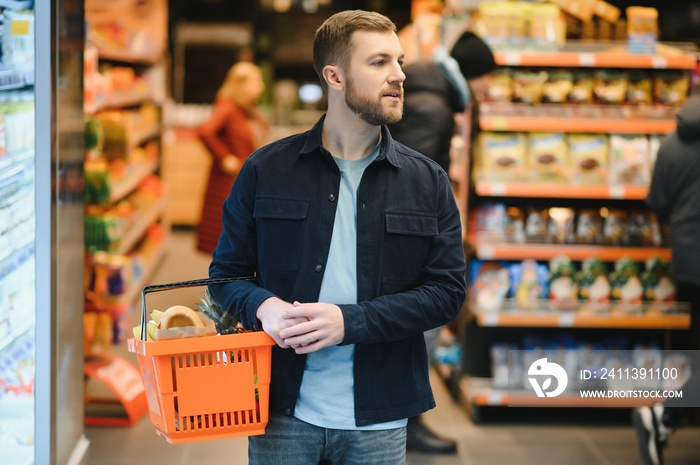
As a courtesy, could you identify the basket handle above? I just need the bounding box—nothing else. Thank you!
[138,276,256,341]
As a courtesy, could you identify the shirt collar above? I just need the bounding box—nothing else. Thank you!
[300,114,402,168]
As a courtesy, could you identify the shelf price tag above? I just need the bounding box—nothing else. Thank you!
[491,117,509,131]
[481,313,500,326]
[558,313,575,327]
[578,53,596,67]
[488,183,507,196]
[651,57,668,69]
[487,391,505,405]
[502,52,521,66]
[608,186,625,199]
[479,245,495,260]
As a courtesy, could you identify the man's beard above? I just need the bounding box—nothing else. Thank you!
[345,78,403,126]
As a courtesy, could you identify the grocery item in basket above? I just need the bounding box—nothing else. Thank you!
[154,305,217,340]
[528,132,569,181]
[609,134,650,185]
[479,132,528,181]
[569,133,608,184]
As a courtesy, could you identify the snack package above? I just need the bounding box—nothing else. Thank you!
[641,256,676,302]
[506,206,526,243]
[524,207,549,243]
[470,260,511,313]
[512,69,548,104]
[594,70,629,104]
[479,132,528,181]
[603,208,628,245]
[576,257,611,304]
[628,210,655,246]
[610,257,643,305]
[474,202,509,240]
[510,260,548,309]
[549,255,578,303]
[627,70,653,105]
[569,70,595,104]
[528,132,569,181]
[541,70,574,104]
[654,71,690,106]
[569,133,609,184]
[576,208,603,244]
[488,68,514,102]
[547,207,575,244]
[609,134,650,185]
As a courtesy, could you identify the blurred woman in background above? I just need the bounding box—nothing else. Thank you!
[196,61,268,254]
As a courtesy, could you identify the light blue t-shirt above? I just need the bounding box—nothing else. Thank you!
[294,141,406,430]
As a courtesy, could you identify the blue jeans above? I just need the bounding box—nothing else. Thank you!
[248,413,407,465]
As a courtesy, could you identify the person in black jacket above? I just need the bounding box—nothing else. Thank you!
[388,30,496,455]
[633,92,700,465]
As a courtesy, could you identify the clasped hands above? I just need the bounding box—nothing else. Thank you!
[256,297,345,354]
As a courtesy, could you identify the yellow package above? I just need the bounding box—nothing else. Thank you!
[528,132,569,181]
[479,132,528,181]
[568,133,609,184]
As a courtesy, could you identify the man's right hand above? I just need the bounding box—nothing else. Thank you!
[256,297,308,348]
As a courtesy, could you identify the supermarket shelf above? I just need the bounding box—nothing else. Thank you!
[479,103,676,134]
[0,65,34,91]
[114,194,167,255]
[471,239,671,261]
[494,43,697,69]
[97,49,162,65]
[463,377,656,408]
[475,306,690,329]
[87,85,154,115]
[0,148,33,176]
[474,181,648,199]
[109,157,158,203]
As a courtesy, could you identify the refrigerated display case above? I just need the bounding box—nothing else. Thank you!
[0,0,88,464]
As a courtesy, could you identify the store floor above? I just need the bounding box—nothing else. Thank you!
[84,229,700,465]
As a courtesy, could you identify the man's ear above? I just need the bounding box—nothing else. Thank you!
[323,65,344,91]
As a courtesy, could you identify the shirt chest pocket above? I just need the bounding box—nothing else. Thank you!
[382,211,438,287]
[253,197,309,271]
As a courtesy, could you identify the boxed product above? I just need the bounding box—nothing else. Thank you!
[626,70,654,105]
[609,257,643,305]
[474,202,509,240]
[602,208,628,245]
[576,257,611,304]
[506,206,526,243]
[609,134,650,185]
[576,208,603,244]
[470,260,511,313]
[510,260,548,309]
[479,132,528,181]
[569,133,609,184]
[524,207,549,243]
[528,132,569,181]
[641,257,676,302]
[547,207,575,244]
[627,210,657,246]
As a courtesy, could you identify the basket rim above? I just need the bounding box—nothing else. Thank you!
[128,331,275,356]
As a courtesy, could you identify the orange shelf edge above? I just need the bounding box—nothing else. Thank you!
[494,51,696,69]
[474,181,648,199]
[472,241,672,261]
[479,116,676,134]
[477,312,690,329]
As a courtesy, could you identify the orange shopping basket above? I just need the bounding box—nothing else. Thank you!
[127,277,275,444]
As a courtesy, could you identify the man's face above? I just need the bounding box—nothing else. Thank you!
[343,30,405,126]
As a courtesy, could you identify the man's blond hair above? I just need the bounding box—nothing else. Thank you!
[313,10,397,92]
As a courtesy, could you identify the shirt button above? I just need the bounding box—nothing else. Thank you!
[315,264,323,272]
[328,194,336,202]
[284,408,292,415]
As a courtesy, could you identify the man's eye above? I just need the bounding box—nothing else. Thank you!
[372,60,384,66]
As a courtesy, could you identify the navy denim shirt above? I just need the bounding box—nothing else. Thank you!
[209,116,466,426]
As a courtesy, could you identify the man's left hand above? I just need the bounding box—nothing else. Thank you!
[279,302,345,354]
